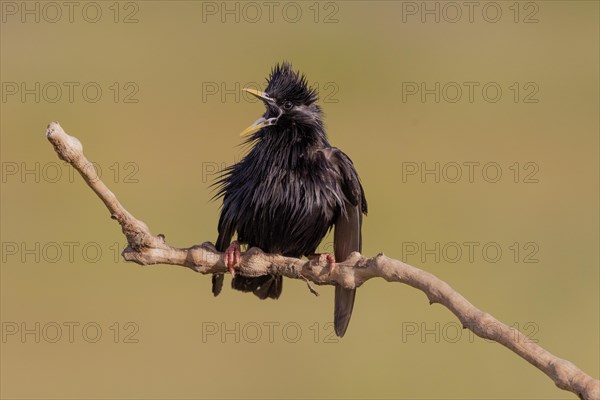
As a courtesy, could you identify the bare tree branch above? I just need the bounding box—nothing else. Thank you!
[45,122,599,400]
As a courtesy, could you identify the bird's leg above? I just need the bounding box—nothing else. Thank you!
[308,253,336,272]
[224,240,241,276]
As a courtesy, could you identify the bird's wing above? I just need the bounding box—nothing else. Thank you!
[323,148,367,337]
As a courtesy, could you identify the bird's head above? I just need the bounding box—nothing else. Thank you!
[240,62,323,138]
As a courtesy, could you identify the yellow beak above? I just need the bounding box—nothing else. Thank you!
[242,88,273,102]
[240,88,278,137]
[240,117,275,137]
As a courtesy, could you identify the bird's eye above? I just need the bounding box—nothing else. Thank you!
[283,101,293,111]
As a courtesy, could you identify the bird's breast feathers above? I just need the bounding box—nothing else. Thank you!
[219,149,347,255]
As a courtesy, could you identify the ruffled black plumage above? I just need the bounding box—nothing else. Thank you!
[210,63,367,336]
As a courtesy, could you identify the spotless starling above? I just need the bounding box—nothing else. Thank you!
[211,63,367,337]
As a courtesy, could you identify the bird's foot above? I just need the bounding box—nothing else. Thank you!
[224,241,241,276]
[309,253,336,272]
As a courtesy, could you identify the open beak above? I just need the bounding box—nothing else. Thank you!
[240,88,279,137]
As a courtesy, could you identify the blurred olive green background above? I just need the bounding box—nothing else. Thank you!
[1,1,598,399]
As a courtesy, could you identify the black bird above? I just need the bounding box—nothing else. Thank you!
[211,63,367,337]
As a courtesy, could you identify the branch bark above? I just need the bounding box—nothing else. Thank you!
[45,122,599,400]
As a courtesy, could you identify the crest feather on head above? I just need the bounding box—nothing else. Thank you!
[265,62,318,105]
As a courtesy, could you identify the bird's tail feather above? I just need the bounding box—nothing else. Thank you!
[333,203,362,337]
[334,286,356,337]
